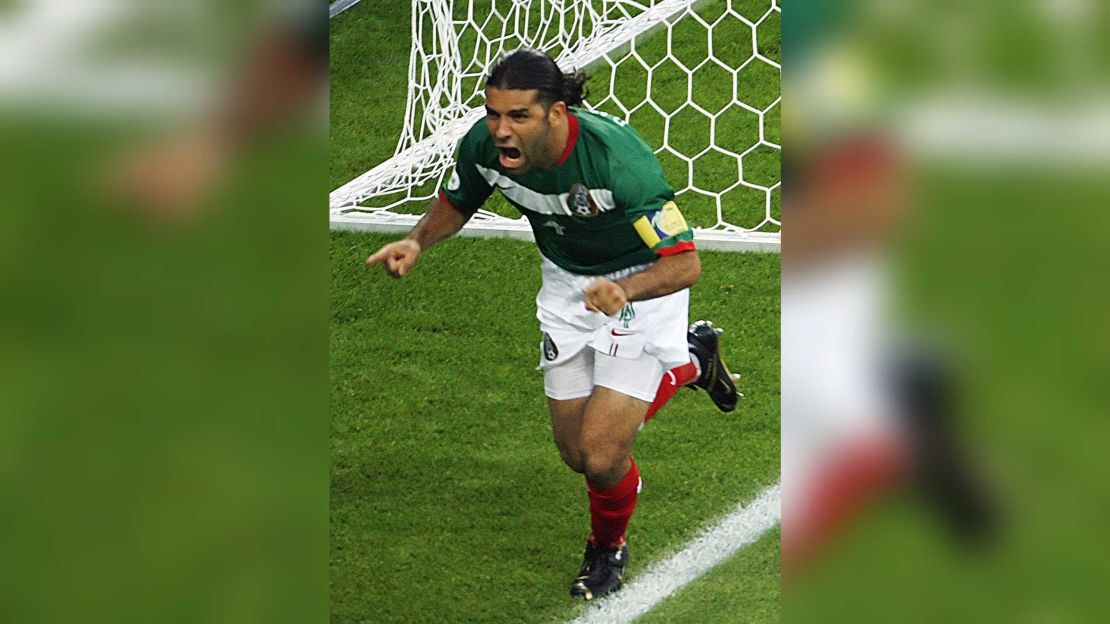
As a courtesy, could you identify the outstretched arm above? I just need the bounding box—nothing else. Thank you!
[366,196,470,278]
[583,250,701,315]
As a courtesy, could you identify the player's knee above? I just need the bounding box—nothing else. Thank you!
[555,441,586,473]
[580,445,623,483]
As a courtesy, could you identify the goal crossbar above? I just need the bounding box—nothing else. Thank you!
[330,210,782,252]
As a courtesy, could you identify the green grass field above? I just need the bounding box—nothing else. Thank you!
[331,1,780,621]
[330,233,779,623]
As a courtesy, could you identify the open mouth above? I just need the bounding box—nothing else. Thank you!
[498,146,524,169]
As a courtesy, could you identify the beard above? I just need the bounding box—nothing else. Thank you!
[514,119,554,174]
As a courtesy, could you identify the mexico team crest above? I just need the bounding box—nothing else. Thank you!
[566,183,598,217]
[542,332,559,361]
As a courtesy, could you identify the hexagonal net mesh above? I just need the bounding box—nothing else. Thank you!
[330,0,780,252]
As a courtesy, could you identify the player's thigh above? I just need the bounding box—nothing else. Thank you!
[579,386,650,475]
[545,348,594,463]
[579,351,662,463]
[548,396,589,471]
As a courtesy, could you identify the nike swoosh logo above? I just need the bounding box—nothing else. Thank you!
[610,329,633,337]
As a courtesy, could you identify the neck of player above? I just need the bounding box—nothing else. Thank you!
[544,115,570,169]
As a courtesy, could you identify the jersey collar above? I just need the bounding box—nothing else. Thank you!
[555,112,579,166]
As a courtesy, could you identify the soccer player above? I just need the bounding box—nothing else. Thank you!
[366,48,740,601]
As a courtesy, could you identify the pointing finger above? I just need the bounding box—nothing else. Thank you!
[367,248,391,266]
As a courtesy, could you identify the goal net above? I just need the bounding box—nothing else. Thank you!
[330,0,780,252]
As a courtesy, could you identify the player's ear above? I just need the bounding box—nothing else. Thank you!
[548,100,566,123]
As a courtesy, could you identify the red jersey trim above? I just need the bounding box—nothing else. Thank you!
[438,190,472,217]
[555,113,579,166]
[656,240,696,257]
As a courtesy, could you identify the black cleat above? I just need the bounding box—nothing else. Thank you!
[687,320,741,412]
[891,345,1002,547]
[570,540,629,601]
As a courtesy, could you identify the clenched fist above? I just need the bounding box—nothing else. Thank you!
[366,239,422,278]
[583,278,628,315]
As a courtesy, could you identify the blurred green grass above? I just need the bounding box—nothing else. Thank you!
[784,0,1110,616]
[785,170,1110,622]
[1,118,328,623]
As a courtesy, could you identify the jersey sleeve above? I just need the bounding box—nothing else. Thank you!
[440,132,494,217]
[610,138,696,257]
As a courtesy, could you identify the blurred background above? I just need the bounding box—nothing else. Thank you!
[783,0,1110,621]
[1,1,328,622]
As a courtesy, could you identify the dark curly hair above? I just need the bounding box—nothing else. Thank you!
[485,48,588,109]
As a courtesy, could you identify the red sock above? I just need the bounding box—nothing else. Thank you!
[782,438,906,578]
[587,458,641,549]
[644,360,699,422]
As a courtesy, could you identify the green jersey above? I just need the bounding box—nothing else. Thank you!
[441,108,696,275]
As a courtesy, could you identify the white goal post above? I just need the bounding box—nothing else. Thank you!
[330,0,781,252]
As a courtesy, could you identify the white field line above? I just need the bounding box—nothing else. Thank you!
[569,482,781,624]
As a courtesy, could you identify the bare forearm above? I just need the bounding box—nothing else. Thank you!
[405,197,470,251]
[616,251,701,301]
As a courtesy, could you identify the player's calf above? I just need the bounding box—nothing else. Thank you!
[573,457,640,601]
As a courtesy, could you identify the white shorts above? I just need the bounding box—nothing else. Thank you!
[536,256,690,402]
[544,347,666,402]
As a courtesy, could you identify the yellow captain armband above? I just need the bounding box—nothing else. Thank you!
[633,201,689,248]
